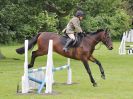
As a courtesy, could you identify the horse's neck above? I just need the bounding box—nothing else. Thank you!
[87,33,101,46]
[93,33,102,44]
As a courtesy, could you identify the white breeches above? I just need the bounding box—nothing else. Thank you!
[67,34,75,40]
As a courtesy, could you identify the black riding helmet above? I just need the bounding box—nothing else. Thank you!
[75,10,85,17]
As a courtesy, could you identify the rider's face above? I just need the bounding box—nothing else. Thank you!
[79,16,83,20]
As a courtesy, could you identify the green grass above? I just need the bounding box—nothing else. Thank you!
[0,42,133,99]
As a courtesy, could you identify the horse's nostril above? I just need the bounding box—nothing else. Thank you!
[110,47,113,50]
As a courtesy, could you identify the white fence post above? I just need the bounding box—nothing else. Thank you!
[119,32,126,55]
[45,40,53,94]
[22,40,29,93]
[67,58,72,84]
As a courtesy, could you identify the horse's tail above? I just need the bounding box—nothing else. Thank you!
[16,33,41,54]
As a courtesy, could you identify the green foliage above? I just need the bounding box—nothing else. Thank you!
[109,9,130,38]
[0,0,131,44]
[81,0,130,38]
[0,26,16,44]
[36,11,58,32]
[0,3,38,43]
[82,9,130,38]
[0,2,58,43]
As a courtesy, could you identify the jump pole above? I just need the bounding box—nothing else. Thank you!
[21,40,72,94]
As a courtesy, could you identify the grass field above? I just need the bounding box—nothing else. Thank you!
[0,42,133,99]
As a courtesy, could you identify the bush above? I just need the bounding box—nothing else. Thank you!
[0,4,58,43]
[82,9,130,39]
[0,0,131,43]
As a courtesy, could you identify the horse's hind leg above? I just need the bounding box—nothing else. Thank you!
[89,56,105,79]
[28,50,47,68]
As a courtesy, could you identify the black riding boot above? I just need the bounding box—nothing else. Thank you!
[63,39,73,52]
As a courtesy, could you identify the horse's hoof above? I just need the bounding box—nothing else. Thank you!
[101,74,106,80]
[28,64,33,68]
[93,83,97,87]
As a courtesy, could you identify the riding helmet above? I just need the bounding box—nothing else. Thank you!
[75,10,85,17]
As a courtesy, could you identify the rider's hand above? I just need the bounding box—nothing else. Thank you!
[82,32,86,36]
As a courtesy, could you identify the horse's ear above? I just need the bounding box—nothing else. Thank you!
[105,28,108,32]
[105,28,110,33]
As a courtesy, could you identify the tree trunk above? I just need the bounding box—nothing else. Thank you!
[0,50,5,59]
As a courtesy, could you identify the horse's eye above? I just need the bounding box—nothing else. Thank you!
[106,36,109,38]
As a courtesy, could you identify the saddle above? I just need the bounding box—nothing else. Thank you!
[60,33,86,48]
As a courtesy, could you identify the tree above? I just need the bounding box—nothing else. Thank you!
[123,0,133,16]
[122,0,133,27]
[0,0,131,43]
[80,0,130,38]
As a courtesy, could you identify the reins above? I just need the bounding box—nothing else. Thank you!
[85,30,107,50]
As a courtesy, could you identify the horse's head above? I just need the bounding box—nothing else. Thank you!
[101,29,113,50]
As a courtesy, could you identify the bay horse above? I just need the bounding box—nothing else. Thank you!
[16,29,113,87]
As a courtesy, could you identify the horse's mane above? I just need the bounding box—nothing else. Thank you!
[86,29,104,35]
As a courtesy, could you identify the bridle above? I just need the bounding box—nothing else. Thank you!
[102,32,111,48]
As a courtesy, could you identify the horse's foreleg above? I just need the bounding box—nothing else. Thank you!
[28,51,36,68]
[89,56,105,79]
[81,59,97,87]
[28,50,47,68]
